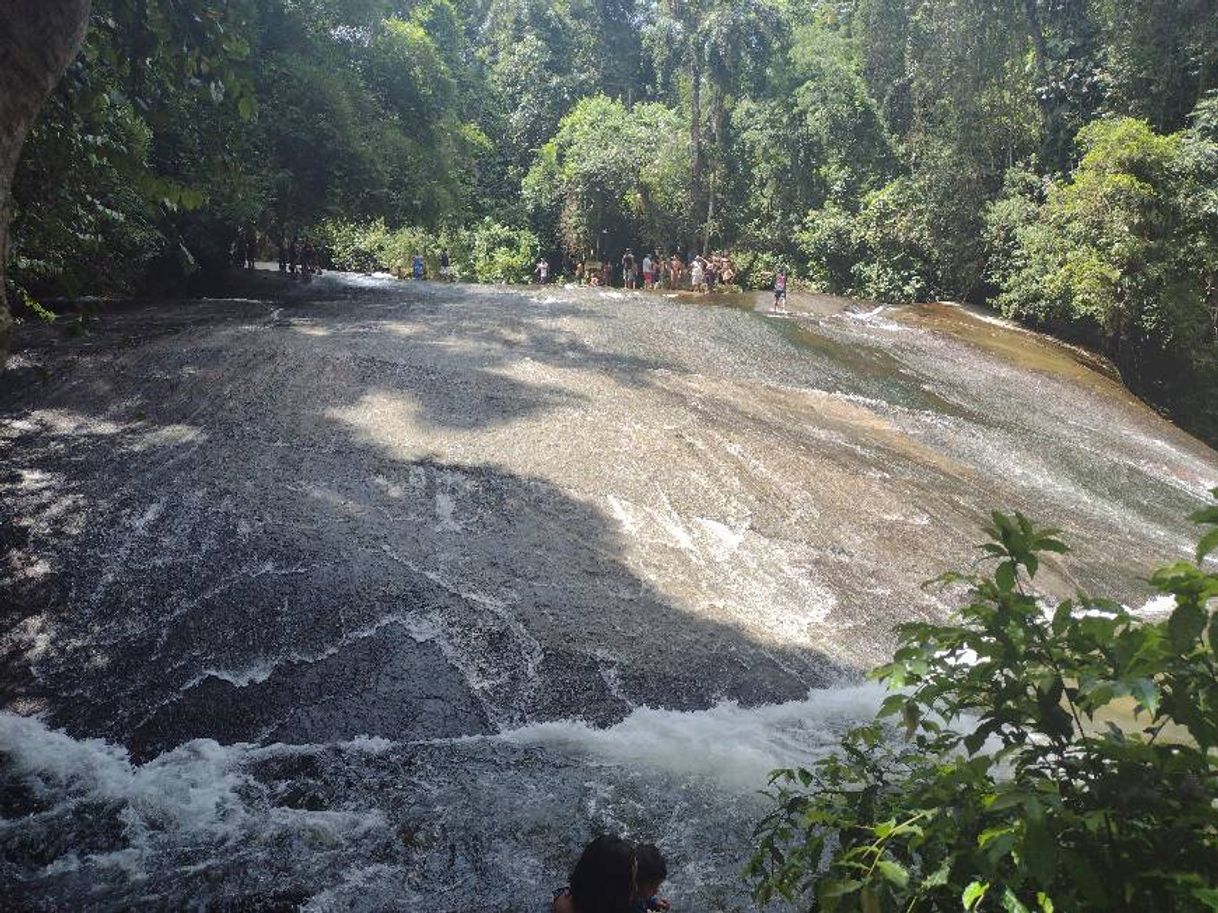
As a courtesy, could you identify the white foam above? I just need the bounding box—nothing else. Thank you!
[501,683,885,791]
[0,713,388,877]
[1131,593,1176,619]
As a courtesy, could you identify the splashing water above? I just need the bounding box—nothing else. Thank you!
[1,686,884,911]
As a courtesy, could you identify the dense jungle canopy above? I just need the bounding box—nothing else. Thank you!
[4,0,1218,440]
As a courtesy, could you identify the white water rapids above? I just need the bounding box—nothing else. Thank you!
[0,685,886,910]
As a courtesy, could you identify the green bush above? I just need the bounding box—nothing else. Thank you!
[320,219,393,273]
[317,218,537,283]
[748,497,1218,912]
[458,217,537,283]
[725,249,790,291]
[986,116,1218,442]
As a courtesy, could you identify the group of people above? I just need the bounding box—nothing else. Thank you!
[231,228,322,277]
[564,247,789,310]
[553,835,670,913]
[569,250,740,293]
[277,235,321,276]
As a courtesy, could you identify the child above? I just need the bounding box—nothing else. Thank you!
[634,844,670,912]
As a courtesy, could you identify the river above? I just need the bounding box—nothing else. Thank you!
[2,273,1215,910]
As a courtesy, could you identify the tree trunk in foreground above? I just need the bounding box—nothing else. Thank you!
[0,0,92,368]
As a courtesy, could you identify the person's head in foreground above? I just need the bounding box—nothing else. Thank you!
[565,834,637,913]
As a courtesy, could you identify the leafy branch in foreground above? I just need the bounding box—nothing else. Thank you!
[748,494,1218,912]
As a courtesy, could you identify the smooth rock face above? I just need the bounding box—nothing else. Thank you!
[1,275,1215,910]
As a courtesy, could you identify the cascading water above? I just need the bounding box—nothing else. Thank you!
[2,274,1215,910]
[0,686,885,911]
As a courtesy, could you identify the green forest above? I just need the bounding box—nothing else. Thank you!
[7,0,1218,439]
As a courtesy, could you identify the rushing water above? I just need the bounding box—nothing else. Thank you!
[2,274,1215,910]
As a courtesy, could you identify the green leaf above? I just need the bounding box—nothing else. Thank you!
[923,858,951,889]
[1025,553,1039,578]
[1023,816,1056,882]
[1197,527,1218,563]
[819,879,863,898]
[1168,601,1207,651]
[237,92,257,120]
[1002,887,1031,913]
[963,881,989,910]
[1036,893,1055,913]
[1192,887,1218,911]
[1128,677,1159,716]
[878,694,907,718]
[902,702,921,740]
[1189,497,1218,525]
[996,560,1017,592]
[1051,600,1073,635]
[1034,538,1069,553]
[875,859,909,888]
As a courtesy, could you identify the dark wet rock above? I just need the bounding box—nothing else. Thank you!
[0,273,1215,910]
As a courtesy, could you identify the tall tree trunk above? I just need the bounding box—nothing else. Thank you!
[0,0,92,368]
[1022,0,1065,167]
[1022,0,1049,84]
[689,54,704,255]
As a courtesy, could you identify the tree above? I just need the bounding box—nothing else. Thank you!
[523,95,692,259]
[749,500,1218,912]
[646,0,782,250]
[987,115,1218,440]
[0,0,92,365]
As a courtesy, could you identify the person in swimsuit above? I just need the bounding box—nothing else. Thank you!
[621,250,636,289]
[773,267,788,311]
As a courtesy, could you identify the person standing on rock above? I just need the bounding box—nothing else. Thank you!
[773,267,788,312]
[690,256,705,292]
[621,249,636,289]
[243,227,257,270]
[669,253,684,289]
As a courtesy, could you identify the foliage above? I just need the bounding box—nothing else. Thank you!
[748,498,1218,912]
[987,115,1218,440]
[320,218,538,284]
[459,217,540,284]
[523,95,693,259]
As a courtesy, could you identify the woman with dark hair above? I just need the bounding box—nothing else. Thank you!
[553,834,637,913]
